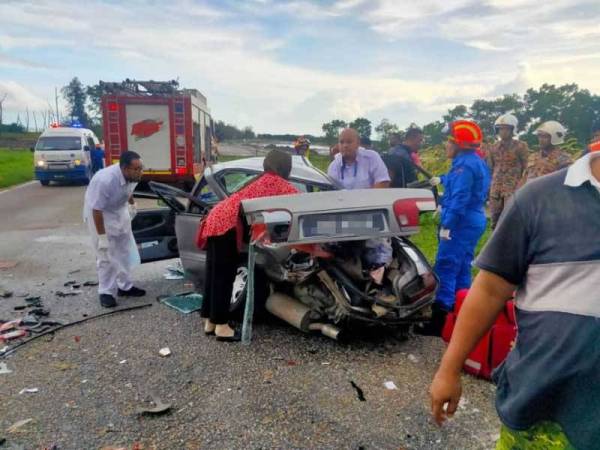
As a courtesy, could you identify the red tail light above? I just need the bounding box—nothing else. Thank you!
[108,102,118,112]
[393,198,437,228]
[176,167,187,175]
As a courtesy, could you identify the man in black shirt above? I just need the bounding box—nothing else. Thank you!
[383,128,423,187]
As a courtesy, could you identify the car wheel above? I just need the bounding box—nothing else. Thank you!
[40,180,50,186]
[229,266,248,313]
[229,264,269,315]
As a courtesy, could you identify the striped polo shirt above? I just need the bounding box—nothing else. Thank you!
[475,155,600,450]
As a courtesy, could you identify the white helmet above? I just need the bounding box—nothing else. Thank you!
[494,113,518,133]
[536,120,567,145]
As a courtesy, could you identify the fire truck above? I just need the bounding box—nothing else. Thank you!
[100,79,214,188]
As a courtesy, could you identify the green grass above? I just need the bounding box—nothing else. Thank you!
[0,148,34,189]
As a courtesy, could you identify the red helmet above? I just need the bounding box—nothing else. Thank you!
[590,140,600,153]
[448,120,483,149]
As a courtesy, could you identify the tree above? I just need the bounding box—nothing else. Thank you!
[321,119,347,144]
[470,94,525,140]
[443,104,469,124]
[86,84,103,121]
[61,77,89,127]
[349,117,372,140]
[242,126,255,139]
[374,118,399,150]
[422,120,445,146]
[0,92,7,136]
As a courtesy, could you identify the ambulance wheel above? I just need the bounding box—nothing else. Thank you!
[40,180,50,186]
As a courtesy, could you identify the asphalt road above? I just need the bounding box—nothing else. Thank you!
[0,181,500,450]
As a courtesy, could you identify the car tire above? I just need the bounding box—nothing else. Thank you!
[229,264,269,317]
[40,180,50,186]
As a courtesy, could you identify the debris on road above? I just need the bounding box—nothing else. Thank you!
[383,381,398,390]
[350,380,366,401]
[137,393,172,416]
[119,359,127,364]
[0,260,17,270]
[163,261,185,280]
[0,361,12,374]
[64,281,77,287]
[158,347,171,357]
[7,418,34,433]
[18,387,39,394]
[68,269,81,275]
[1,329,28,342]
[83,280,99,287]
[408,354,419,363]
[0,290,13,299]
[159,292,202,314]
[56,290,82,297]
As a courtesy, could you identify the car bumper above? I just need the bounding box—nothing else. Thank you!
[35,166,88,181]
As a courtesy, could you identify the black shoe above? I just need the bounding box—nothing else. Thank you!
[414,303,448,337]
[100,294,117,308]
[118,286,146,297]
[215,330,242,342]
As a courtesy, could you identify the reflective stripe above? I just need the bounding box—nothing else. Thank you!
[516,260,600,318]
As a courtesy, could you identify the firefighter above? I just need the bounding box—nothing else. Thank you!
[519,120,572,186]
[487,114,529,228]
[417,120,490,336]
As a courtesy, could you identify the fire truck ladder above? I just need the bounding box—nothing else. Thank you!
[99,79,180,97]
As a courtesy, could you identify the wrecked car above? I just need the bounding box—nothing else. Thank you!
[132,156,438,339]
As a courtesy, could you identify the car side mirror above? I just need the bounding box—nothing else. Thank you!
[84,145,91,152]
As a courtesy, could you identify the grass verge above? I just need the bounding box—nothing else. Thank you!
[0,148,33,189]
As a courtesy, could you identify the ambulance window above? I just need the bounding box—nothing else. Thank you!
[87,137,95,150]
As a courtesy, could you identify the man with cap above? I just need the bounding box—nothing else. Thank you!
[327,128,390,189]
[519,120,572,186]
[487,113,529,228]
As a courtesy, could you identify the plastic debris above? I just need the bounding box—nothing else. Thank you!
[19,388,39,394]
[159,347,171,357]
[1,329,28,342]
[68,269,81,275]
[350,380,366,401]
[384,381,398,390]
[407,354,419,363]
[119,359,127,364]
[64,281,77,287]
[83,280,99,287]
[7,418,33,433]
[0,290,13,298]
[363,238,393,268]
[0,362,12,374]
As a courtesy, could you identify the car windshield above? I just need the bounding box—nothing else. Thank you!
[36,136,82,151]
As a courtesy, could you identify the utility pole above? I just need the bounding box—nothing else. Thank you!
[0,92,7,133]
[54,87,60,124]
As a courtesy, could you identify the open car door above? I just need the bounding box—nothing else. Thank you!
[132,182,209,263]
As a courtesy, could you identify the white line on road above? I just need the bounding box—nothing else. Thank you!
[0,180,37,196]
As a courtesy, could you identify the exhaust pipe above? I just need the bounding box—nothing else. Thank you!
[308,322,341,340]
[266,293,312,332]
[266,293,341,340]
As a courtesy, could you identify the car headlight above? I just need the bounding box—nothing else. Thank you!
[74,159,81,166]
[37,160,46,167]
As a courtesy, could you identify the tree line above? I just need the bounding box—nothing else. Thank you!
[322,83,600,151]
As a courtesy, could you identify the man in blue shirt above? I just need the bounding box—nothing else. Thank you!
[417,120,490,336]
[91,143,105,175]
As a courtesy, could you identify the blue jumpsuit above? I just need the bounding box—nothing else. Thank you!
[91,148,105,174]
[435,150,490,311]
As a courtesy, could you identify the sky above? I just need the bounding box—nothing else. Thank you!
[1,0,600,135]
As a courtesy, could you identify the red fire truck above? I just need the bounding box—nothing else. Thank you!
[100,79,214,188]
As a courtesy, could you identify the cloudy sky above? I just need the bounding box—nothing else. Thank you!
[1,0,600,134]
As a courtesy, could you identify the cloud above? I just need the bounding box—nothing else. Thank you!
[0,81,49,111]
[1,0,599,134]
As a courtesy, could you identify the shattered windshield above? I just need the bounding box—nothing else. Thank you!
[36,136,82,151]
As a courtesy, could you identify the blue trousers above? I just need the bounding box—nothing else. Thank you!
[434,216,486,311]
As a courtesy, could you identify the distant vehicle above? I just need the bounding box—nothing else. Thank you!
[132,156,438,340]
[32,122,99,186]
[100,79,215,189]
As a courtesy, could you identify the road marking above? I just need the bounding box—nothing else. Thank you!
[0,180,37,196]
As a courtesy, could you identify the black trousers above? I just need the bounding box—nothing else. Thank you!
[201,229,239,325]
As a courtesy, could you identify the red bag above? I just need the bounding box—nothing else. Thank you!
[442,289,517,380]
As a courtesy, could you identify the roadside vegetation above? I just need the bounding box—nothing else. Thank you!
[0,148,33,189]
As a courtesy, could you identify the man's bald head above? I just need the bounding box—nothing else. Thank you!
[338,128,360,162]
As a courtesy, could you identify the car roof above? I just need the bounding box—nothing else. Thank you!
[209,155,332,186]
[40,127,96,138]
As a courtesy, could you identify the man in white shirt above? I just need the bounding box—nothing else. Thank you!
[83,151,145,307]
